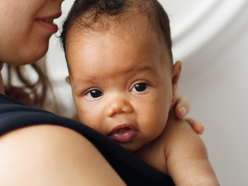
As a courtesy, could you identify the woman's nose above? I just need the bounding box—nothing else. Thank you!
[106,97,133,117]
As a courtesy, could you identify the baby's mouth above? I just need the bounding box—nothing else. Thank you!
[108,124,136,143]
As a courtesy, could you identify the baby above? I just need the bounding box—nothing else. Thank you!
[61,0,219,185]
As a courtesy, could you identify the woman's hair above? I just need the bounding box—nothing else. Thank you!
[5,59,52,108]
[60,0,173,58]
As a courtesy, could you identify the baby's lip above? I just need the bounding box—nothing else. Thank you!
[108,124,136,143]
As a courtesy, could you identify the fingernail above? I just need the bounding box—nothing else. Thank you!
[198,125,205,134]
[179,106,186,116]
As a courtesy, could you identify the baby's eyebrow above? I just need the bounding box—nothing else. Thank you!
[71,77,92,91]
[133,66,158,76]
[73,79,94,90]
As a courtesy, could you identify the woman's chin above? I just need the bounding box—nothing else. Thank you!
[9,46,48,65]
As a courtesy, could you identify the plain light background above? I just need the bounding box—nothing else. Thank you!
[46,0,248,185]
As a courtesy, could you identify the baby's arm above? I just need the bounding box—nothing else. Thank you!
[164,113,219,186]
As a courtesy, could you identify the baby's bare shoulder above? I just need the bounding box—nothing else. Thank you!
[134,132,169,174]
[135,114,207,176]
[164,114,219,185]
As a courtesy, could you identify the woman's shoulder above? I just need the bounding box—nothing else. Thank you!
[0,124,127,185]
[0,94,127,184]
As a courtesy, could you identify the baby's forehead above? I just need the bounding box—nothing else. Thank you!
[67,13,165,48]
[67,15,172,65]
[66,24,172,74]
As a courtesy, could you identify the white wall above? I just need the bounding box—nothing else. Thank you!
[46,0,248,185]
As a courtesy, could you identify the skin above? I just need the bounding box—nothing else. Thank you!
[0,0,62,64]
[0,125,126,186]
[66,16,219,185]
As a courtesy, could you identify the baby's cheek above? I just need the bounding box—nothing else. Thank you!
[75,105,91,123]
[152,102,170,129]
[78,106,103,130]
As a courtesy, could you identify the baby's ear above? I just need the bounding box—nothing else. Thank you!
[65,76,71,85]
[172,61,182,86]
[170,61,182,109]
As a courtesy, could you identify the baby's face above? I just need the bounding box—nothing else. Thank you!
[66,18,175,152]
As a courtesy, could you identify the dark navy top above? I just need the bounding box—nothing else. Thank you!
[0,94,174,186]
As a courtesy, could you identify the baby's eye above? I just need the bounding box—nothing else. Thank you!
[131,83,149,92]
[86,89,103,99]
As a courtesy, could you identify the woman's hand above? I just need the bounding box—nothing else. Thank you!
[173,96,204,134]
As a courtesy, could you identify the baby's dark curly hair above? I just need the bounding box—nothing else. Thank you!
[60,0,172,58]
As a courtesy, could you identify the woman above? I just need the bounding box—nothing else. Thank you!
[0,0,203,185]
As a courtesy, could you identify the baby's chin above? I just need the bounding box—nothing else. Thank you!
[115,140,147,153]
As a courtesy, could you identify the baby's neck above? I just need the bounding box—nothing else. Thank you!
[0,62,5,94]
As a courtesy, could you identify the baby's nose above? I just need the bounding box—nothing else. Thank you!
[106,98,133,117]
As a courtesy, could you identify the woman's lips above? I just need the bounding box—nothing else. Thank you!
[35,12,61,33]
[109,124,136,143]
[36,19,58,33]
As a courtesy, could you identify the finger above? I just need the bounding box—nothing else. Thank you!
[174,96,190,119]
[185,118,205,134]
